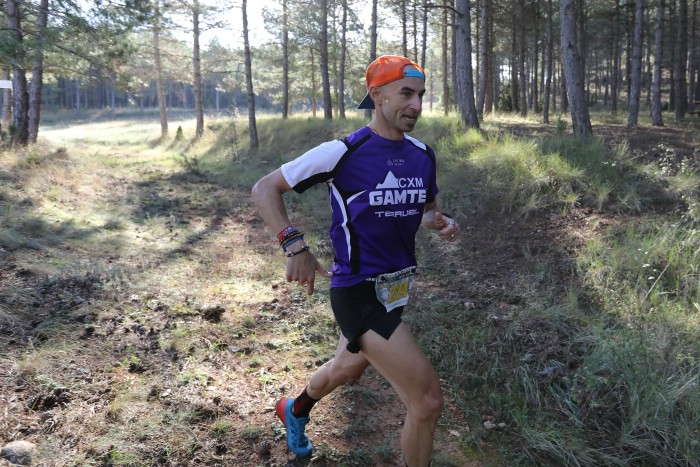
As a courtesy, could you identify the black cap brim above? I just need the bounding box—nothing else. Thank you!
[357,92,375,110]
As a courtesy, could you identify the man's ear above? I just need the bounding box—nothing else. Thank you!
[369,85,382,107]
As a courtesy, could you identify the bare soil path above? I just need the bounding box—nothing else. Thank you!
[0,135,483,466]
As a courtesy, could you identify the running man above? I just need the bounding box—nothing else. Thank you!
[252,55,460,467]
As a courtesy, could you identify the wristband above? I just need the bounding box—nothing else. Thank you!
[277,225,296,242]
[282,236,304,252]
[286,245,310,257]
[278,226,305,252]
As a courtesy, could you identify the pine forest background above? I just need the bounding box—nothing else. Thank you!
[0,0,699,147]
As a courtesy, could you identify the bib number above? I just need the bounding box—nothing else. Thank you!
[375,266,416,312]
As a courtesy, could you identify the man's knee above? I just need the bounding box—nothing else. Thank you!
[411,384,443,422]
[318,357,364,386]
[425,388,444,420]
[330,361,364,385]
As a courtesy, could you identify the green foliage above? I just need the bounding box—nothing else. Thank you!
[176,153,202,175]
[498,82,513,112]
[578,218,700,314]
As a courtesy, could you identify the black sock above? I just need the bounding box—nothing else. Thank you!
[292,388,318,418]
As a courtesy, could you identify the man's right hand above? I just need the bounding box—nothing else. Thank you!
[285,249,333,295]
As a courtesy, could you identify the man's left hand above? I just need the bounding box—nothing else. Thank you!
[433,212,460,242]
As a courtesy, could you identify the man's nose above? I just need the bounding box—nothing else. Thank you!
[409,94,423,111]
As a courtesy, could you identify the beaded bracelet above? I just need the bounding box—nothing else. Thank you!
[277,225,297,243]
[281,230,304,243]
[286,245,310,257]
[278,226,305,252]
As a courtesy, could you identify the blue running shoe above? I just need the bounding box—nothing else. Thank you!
[275,397,312,457]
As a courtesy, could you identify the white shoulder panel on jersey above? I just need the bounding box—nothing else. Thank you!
[404,134,427,151]
[280,140,349,188]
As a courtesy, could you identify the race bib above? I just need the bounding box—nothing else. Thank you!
[375,266,416,312]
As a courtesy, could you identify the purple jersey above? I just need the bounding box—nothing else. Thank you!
[281,126,438,287]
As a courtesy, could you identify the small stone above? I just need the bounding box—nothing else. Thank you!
[1,440,37,466]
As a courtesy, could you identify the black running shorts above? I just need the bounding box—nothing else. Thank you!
[330,280,404,354]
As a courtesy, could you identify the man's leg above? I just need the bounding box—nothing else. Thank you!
[277,335,370,456]
[358,322,443,467]
[307,334,371,399]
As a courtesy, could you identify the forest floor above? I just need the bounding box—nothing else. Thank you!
[1,118,698,466]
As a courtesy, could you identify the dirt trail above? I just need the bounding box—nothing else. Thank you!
[0,140,484,466]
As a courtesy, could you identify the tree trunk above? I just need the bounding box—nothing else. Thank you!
[401,0,408,57]
[455,0,480,128]
[611,1,620,114]
[338,0,347,118]
[552,62,558,110]
[673,0,688,118]
[689,0,698,105]
[153,1,168,139]
[602,53,609,107]
[651,0,664,126]
[510,25,517,112]
[412,0,418,60]
[560,0,592,136]
[517,0,527,116]
[192,0,204,137]
[365,0,378,119]
[627,0,644,127]
[420,0,428,66]
[7,0,28,146]
[477,0,489,116]
[28,0,48,144]
[319,0,332,119]
[668,0,676,106]
[282,0,290,119]
[644,11,652,109]
[2,70,12,130]
[532,0,540,113]
[310,46,317,117]
[111,75,116,112]
[485,12,494,112]
[76,80,82,110]
[242,0,258,149]
[442,0,450,115]
[543,0,554,123]
[576,0,586,87]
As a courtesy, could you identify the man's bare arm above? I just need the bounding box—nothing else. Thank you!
[252,169,331,294]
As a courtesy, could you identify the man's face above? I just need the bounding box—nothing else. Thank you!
[375,75,425,133]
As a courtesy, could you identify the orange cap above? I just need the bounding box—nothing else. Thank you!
[357,55,425,109]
